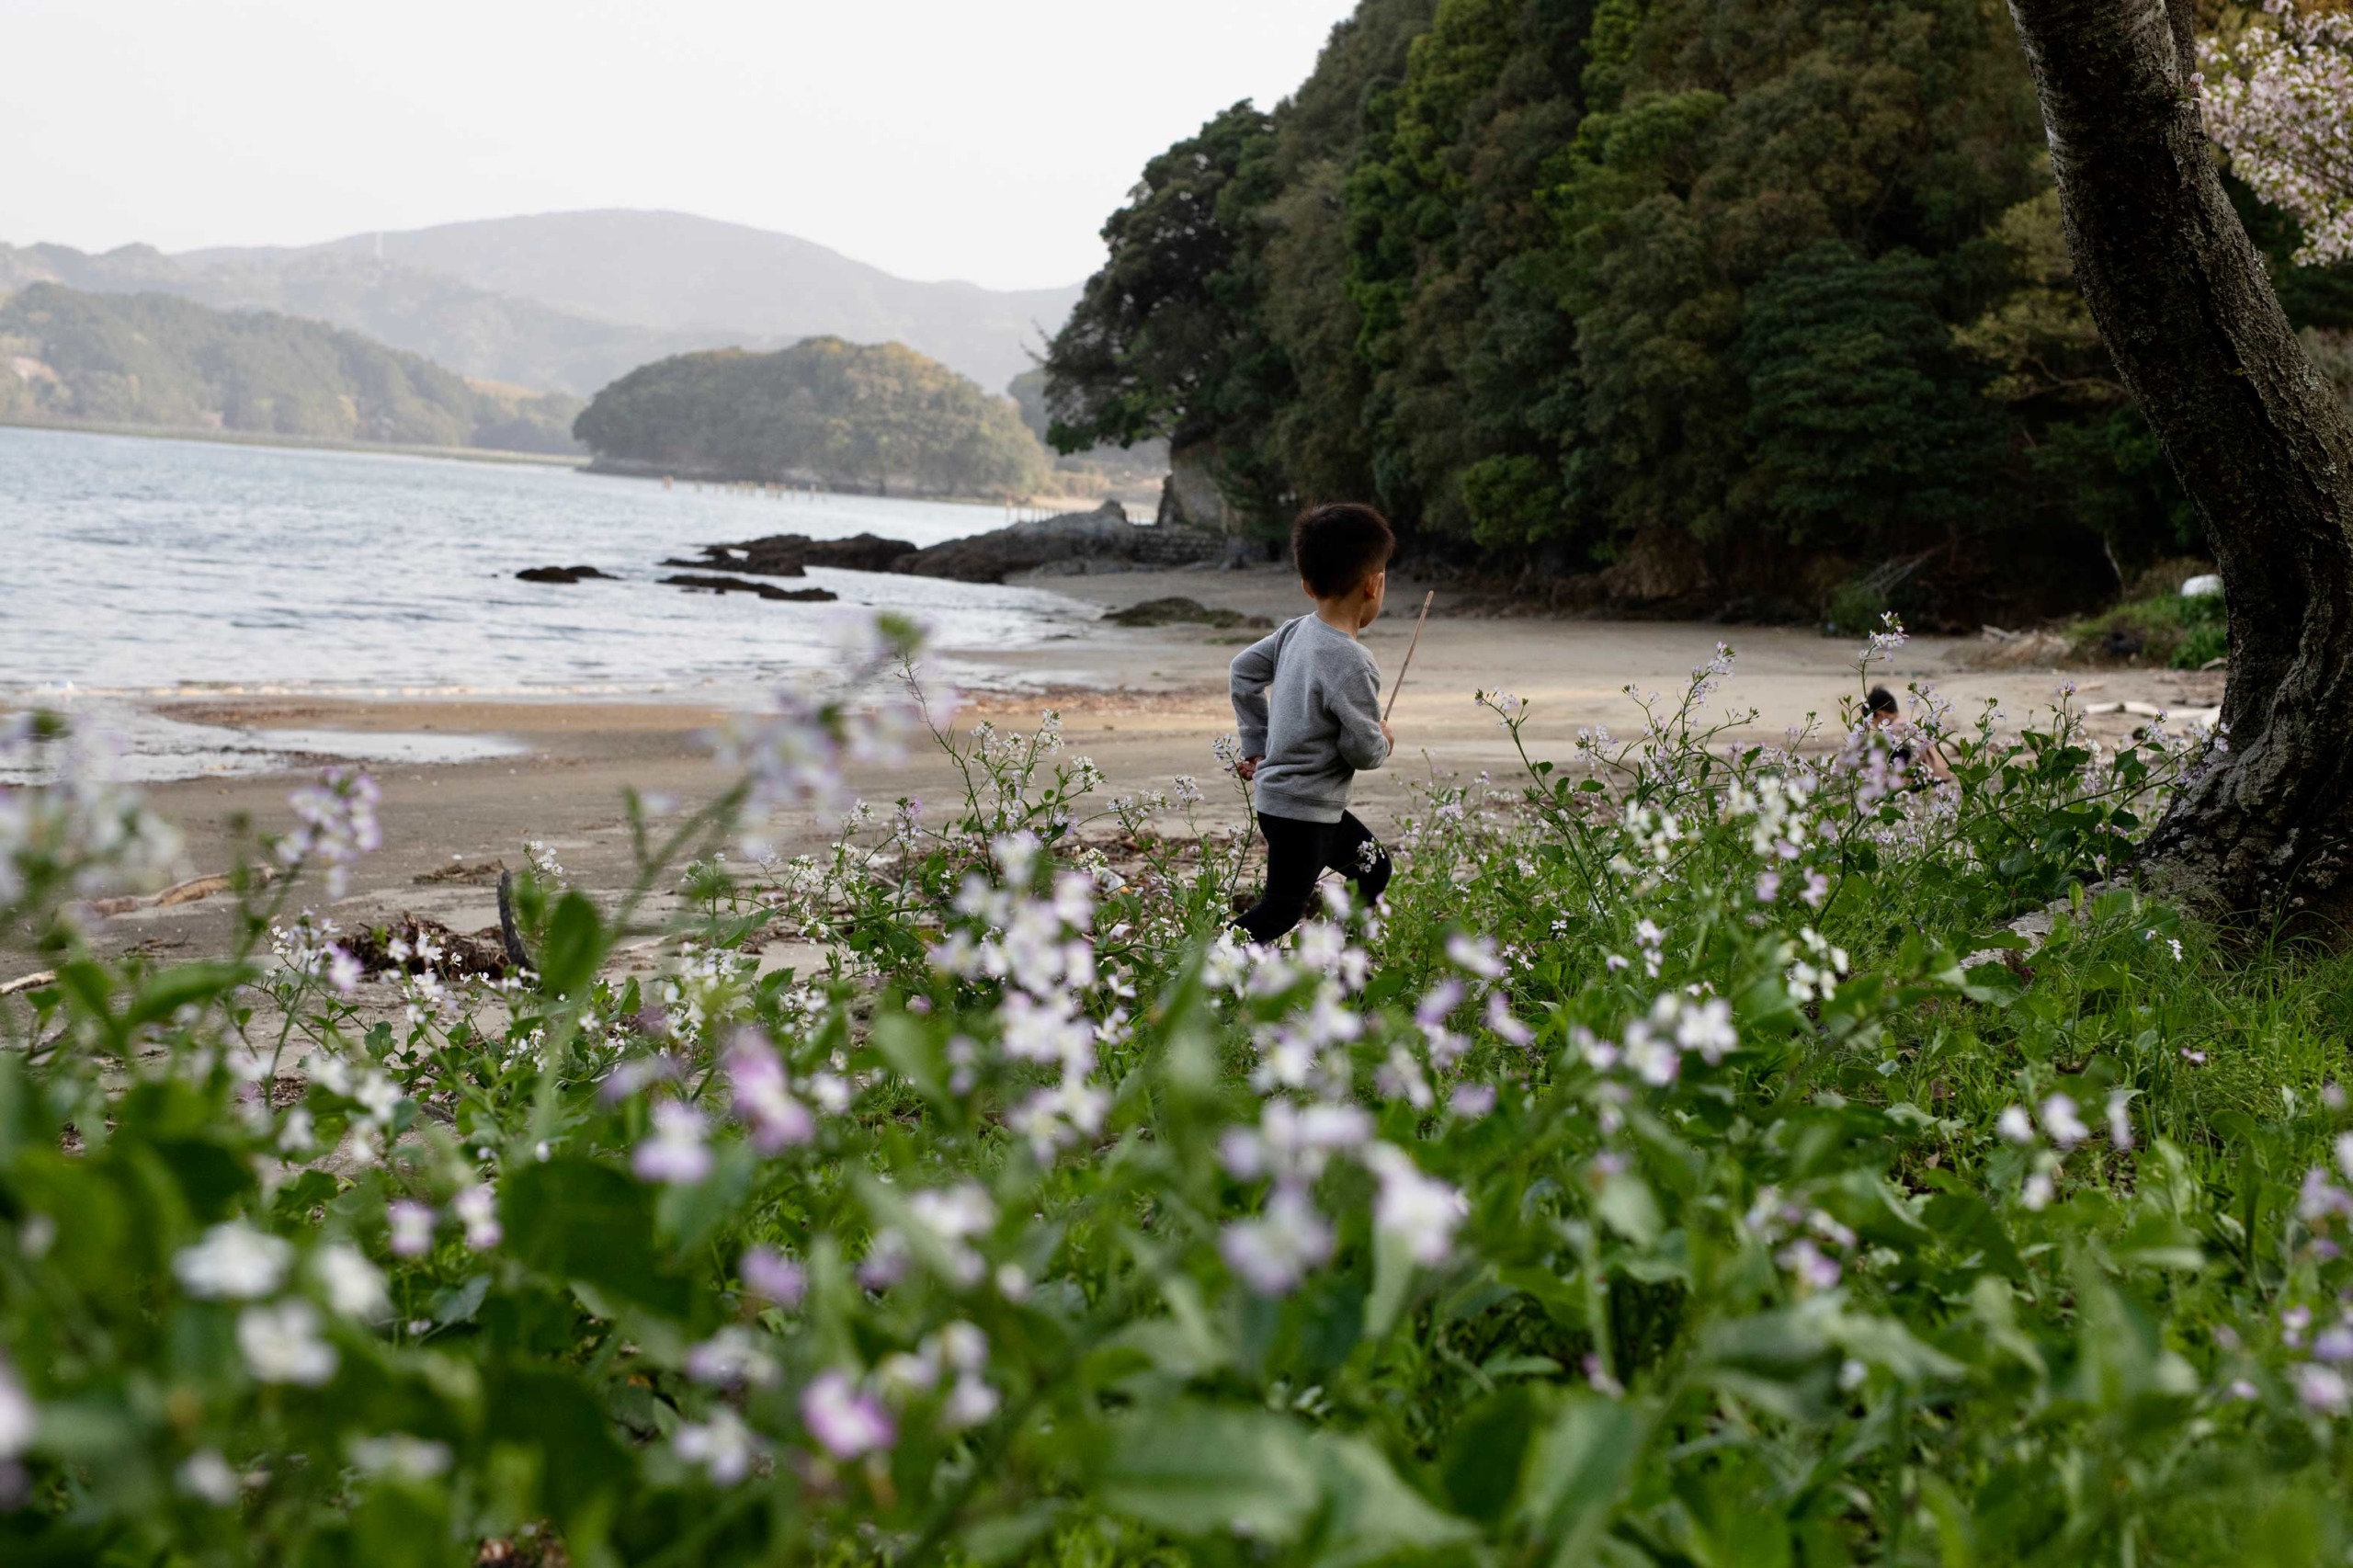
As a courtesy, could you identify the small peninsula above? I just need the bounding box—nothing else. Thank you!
[572,336,1051,497]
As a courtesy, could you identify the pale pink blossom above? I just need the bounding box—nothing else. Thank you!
[801,1370,895,1460]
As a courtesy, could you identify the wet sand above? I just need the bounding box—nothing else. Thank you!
[10,564,2222,978]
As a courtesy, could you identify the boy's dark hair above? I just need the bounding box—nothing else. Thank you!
[1292,503,1395,598]
[1865,686,1900,717]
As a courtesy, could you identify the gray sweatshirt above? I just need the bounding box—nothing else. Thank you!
[1230,614,1390,823]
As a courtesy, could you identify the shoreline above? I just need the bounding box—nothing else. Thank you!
[0,420,1162,511]
[577,461,1159,517]
[11,562,2232,774]
[0,415,586,468]
[2,567,2228,983]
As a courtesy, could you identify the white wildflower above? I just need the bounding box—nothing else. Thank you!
[176,1449,242,1506]
[675,1408,766,1483]
[1363,1143,1468,1266]
[175,1223,293,1301]
[311,1244,392,1322]
[237,1301,338,1386]
[1220,1187,1335,1296]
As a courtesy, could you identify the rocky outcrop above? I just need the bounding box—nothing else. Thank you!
[662,548,804,577]
[801,533,920,573]
[516,565,618,584]
[1102,597,1271,630]
[667,532,918,577]
[660,574,838,602]
[893,500,1222,585]
[1157,440,1239,533]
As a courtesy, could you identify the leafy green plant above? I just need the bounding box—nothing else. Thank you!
[2068,589,2229,669]
[5,619,2351,1567]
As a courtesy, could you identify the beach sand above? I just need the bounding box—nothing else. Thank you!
[8,564,2222,980]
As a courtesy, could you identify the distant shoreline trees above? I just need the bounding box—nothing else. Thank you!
[0,283,582,454]
[1045,0,2353,624]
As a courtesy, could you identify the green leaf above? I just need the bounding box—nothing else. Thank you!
[1514,1393,1645,1564]
[536,892,606,1000]
[1303,1431,1478,1568]
[1960,962,2024,1005]
[654,1140,753,1252]
[1921,1191,2026,1279]
[959,1504,1067,1566]
[124,963,253,1029]
[431,1274,491,1326]
[503,1157,687,1318]
[1822,1309,1965,1386]
[872,1012,944,1101]
[143,1137,254,1223]
[1107,1278,1231,1382]
[1443,1384,1545,1523]
[1594,1171,1662,1246]
[28,1396,141,1462]
[1700,1312,1836,1421]
[484,1364,631,1551]
[1364,1224,1417,1339]
[1098,1403,1319,1542]
[2079,960,2131,993]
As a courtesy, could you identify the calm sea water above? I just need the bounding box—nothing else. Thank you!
[0,426,1105,778]
[0,426,1105,696]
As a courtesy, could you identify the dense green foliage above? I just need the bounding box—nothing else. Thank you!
[0,284,583,454]
[2068,589,2232,670]
[9,623,2353,1562]
[1046,0,2353,619]
[575,338,1051,497]
[1007,369,1168,494]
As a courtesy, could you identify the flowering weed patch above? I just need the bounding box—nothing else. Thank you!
[3,623,2351,1565]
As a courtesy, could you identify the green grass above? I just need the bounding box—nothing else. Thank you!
[2068,590,2229,668]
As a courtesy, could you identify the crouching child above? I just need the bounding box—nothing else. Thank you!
[1228,502,1398,942]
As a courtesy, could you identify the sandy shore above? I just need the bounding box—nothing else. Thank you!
[6,564,2221,978]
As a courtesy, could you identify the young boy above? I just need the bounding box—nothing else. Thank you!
[1865,685,1952,784]
[1228,502,1397,942]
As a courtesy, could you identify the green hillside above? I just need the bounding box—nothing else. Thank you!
[0,283,583,453]
[1044,0,2353,623]
[575,337,1051,496]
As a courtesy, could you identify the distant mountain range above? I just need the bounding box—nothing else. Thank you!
[0,210,1083,396]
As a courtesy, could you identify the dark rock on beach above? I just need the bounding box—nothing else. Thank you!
[669,532,919,577]
[1103,597,1273,631]
[663,545,803,577]
[661,551,801,575]
[892,500,1222,585]
[347,916,515,980]
[517,565,619,584]
[802,533,923,573]
[660,574,838,602]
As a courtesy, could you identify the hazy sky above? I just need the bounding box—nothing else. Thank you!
[0,0,1353,290]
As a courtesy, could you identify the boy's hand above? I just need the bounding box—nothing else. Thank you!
[1237,756,1260,781]
[1380,722,1395,748]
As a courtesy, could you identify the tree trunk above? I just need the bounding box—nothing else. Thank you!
[2007,0,2353,926]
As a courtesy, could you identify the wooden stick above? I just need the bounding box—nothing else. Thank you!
[1383,590,1436,722]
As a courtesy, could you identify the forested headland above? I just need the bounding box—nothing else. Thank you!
[573,337,1052,497]
[1044,0,2353,624]
[0,284,584,455]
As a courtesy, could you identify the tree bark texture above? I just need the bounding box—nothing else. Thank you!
[2008,0,2353,925]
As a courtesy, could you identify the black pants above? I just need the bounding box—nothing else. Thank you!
[1234,810,1392,943]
